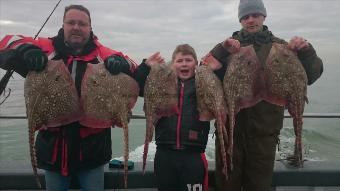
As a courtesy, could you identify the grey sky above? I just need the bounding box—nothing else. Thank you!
[0,0,339,64]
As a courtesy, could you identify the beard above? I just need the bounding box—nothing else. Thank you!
[64,35,89,54]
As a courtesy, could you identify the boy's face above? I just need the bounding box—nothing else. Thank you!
[172,53,197,81]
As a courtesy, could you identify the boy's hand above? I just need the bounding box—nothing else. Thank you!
[145,52,165,66]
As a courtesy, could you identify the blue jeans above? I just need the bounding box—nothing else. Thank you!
[44,165,105,191]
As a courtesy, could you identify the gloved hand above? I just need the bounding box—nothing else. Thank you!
[17,44,48,72]
[104,55,131,75]
[0,49,17,70]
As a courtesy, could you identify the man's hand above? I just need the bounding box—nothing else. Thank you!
[288,36,310,51]
[24,49,48,72]
[17,44,48,72]
[0,49,17,70]
[145,52,165,66]
[104,54,131,75]
[222,38,240,54]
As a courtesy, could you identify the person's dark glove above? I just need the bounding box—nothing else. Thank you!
[17,44,48,72]
[104,55,131,75]
[0,49,17,70]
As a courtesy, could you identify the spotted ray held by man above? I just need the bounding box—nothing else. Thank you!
[24,60,81,188]
[223,45,264,169]
[264,43,308,167]
[80,63,139,187]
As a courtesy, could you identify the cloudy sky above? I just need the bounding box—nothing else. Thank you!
[0,0,339,64]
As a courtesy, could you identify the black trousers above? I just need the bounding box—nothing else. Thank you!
[154,148,208,191]
[215,134,278,191]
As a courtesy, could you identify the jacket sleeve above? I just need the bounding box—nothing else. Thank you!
[0,35,43,77]
[0,49,18,70]
[133,59,151,97]
[297,44,324,85]
[201,42,231,81]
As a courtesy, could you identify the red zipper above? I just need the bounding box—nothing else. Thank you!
[176,82,185,149]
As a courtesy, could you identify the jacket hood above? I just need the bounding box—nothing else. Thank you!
[50,28,97,57]
[233,25,273,46]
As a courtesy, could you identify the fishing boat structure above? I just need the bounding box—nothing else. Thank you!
[0,113,340,190]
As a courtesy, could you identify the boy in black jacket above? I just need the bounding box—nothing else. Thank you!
[135,44,210,191]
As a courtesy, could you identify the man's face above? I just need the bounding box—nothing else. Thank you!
[240,13,265,33]
[172,53,197,81]
[63,9,91,50]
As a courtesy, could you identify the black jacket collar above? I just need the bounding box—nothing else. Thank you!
[232,25,273,46]
[51,28,97,58]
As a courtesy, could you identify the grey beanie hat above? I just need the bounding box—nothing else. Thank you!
[238,0,267,20]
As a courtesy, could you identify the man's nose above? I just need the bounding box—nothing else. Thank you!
[72,23,81,29]
[246,16,255,22]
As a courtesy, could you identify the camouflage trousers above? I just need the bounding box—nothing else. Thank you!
[214,132,278,191]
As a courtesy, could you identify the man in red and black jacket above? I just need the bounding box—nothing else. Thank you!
[0,5,136,191]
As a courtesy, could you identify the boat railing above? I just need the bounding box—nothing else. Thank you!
[1,112,340,119]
